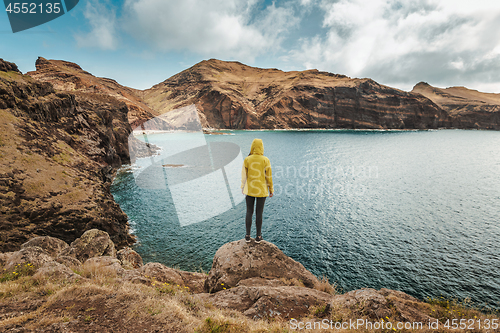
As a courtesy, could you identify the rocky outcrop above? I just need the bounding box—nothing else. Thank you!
[204,239,320,293]
[0,231,448,325]
[27,57,158,129]
[135,262,206,293]
[84,256,123,276]
[20,236,69,257]
[33,260,82,282]
[412,82,500,129]
[60,229,116,262]
[330,288,435,323]
[117,247,143,269]
[144,59,450,130]
[0,58,21,73]
[0,59,135,252]
[199,285,333,320]
[54,255,82,269]
[3,246,53,271]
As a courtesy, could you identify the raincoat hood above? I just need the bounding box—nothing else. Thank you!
[250,139,264,155]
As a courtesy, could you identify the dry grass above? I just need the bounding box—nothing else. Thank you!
[0,262,499,332]
[315,276,337,295]
[278,277,305,288]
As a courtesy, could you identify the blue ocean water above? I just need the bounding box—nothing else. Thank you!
[111,129,500,308]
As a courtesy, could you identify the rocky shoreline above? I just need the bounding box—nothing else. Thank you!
[3,229,497,332]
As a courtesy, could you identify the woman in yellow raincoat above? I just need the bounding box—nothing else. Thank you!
[241,138,273,243]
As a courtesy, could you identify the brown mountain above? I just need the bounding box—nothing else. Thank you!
[412,82,500,129]
[0,58,135,252]
[143,59,450,130]
[27,57,158,129]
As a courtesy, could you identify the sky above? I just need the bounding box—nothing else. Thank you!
[2,0,500,93]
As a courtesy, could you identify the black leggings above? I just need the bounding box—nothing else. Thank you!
[245,195,266,237]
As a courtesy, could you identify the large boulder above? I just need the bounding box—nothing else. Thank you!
[21,236,69,257]
[33,261,82,282]
[55,256,82,269]
[330,288,435,323]
[137,262,184,286]
[3,247,53,271]
[117,247,143,269]
[198,285,333,320]
[83,256,124,276]
[135,263,207,293]
[204,239,320,293]
[60,229,116,262]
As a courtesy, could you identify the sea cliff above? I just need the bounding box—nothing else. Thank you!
[0,58,134,252]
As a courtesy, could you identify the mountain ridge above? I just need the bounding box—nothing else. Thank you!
[22,57,500,131]
[144,58,451,130]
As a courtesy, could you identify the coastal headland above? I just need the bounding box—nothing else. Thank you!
[1,57,499,331]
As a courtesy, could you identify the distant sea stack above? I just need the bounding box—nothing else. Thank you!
[143,59,451,130]
[412,82,500,130]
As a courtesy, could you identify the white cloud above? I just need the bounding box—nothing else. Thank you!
[121,0,298,62]
[75,0,118,50]
[287,0,500,92]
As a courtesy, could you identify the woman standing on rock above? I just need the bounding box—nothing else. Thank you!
[241,138,273,243]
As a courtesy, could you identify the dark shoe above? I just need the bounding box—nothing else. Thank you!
[245,235,251,243]
[255,235,263,243]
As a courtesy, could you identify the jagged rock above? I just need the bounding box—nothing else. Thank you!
[198,285,333,320]
[33,261,82,281]
[0,58,21,73]
[204,239,320,293]
[21,236,69,257]
[117,247,143,269]
[55,256,82,269]
[60,229,116,262]
[330,288,435,323]
[28,57,158,129]
[3,247,53,271]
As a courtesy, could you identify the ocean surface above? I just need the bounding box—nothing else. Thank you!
[111,129,500,309]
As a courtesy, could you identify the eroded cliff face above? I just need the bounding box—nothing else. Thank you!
[143,59,451,130]
[412,82,500,130]
[0,58,135,252]
[27,57,158,129]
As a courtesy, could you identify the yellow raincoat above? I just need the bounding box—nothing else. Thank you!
[241,139,273,197]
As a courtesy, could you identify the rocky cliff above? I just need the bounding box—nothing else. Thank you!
[143,59,451,130]
[2,233,496,332]
[412,82,500,129]
[27,57,158,129]
[0,58,135,252]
